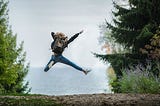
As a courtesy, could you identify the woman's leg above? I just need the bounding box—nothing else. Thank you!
[58,55,83,72]
[44,55,56,72]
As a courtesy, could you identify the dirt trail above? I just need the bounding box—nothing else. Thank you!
[53,93,160,106]
[1,93,160,106]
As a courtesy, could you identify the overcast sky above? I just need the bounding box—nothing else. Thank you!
[8,0,113,68]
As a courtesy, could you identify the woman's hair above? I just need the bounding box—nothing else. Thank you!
[51,32,68,40]
[55,32,68,40]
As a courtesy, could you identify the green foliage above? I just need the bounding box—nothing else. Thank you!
[95,53,147,77]
[118,64,160,93]
[0,0,29,94]
[109,61,160,93]
[110,78,121,93]
[104,0,160,52]
[135,24,154,51]
[97,0,160,93]
[140,27,160,60]
[96,53,160,93]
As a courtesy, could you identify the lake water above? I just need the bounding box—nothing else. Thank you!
[25,66,111,95]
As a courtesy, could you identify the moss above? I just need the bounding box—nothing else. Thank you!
[0,96,62,106]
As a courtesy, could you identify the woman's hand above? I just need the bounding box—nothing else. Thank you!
[79,30,84,34]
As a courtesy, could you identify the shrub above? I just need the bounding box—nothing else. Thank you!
[119,63,160,93]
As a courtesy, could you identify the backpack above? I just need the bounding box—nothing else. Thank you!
[51,36,68,54]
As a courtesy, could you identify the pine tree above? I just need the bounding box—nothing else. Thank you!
[106,0,160,53]
[96,0,160,93]
[0,0,29,94]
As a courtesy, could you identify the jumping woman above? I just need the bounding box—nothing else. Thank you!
[44,30,90,75]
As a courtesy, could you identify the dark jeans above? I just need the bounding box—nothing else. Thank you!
[44,54,83,72]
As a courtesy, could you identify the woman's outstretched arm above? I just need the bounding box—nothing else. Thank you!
[67,30,83,44]
[51,32,55,40]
